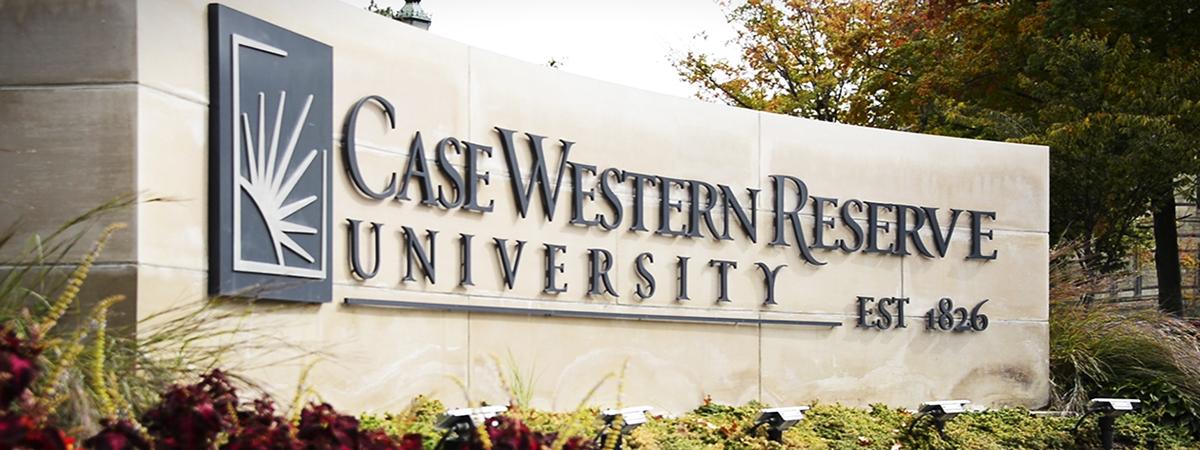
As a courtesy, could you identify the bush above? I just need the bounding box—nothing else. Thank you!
[1,201,323,438]
[358,396,447,447]
[619,402,1198,449]
[1048,244,1200,436]
[359,399,600,450]
[356,397,1199,450]
[1,325,430,449]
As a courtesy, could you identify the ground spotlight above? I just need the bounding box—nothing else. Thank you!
[1074,398,1141,450]
[595,406,653,450]
[907,400,971,438]
[751,406,810,443]
[435,405,508,447]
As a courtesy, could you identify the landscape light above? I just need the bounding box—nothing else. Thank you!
[751,406,810,442]
[435,405,508,446]
[1074,398,1141,450]
[907,400,971,437]
[1087,398,1141,416]
[595,406,653,450]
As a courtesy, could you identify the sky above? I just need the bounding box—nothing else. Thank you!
[343,0,740,98]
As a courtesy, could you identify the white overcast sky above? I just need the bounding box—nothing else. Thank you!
[342,0,740,98]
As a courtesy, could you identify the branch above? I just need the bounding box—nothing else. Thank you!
[704,73,755,109]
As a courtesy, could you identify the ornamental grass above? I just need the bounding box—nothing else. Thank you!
[1048,243,1200,436]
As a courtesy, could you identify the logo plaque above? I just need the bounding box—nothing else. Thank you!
[208,4,333,302]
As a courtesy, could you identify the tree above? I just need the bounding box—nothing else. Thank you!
[679,0,1200,314]
[869,0,1200,314]
[673,0,887,124]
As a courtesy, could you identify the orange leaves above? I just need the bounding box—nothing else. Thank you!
[672,0,890,123]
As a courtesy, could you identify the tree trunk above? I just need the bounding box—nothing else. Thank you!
[1152,189,1184,315]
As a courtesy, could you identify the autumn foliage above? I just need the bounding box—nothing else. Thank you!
[675,0,1200,284]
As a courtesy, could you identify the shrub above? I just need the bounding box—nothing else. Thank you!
[1,200,318,437]
[359,396,447,447]
[1048,243,1200,436]
[1,322,431,449]
[618,401,1198,449]
[360,399,599,450]
[0,328,75,449]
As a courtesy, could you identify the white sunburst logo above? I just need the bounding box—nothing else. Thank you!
[228,31,328,280]
[240,91,320,264]
[212,16,332,302]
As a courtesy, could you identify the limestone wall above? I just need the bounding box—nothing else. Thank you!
[0,0,1050,415]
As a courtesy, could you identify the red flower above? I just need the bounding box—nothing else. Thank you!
[196,370,238,416]
[0,412,37,446]
[0,329,41,408]
[484,416,541,450]
[0,413,74,450]
[84,419,149,450]
[296,403,361,450]
[359,430,418,450]
[141,370,240,450]
[141,387,224,449]
[236,398,283,429]
[16,425,74,450]
[436,416,586,450]
[396,434,424,450]
[221,398,299,450]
